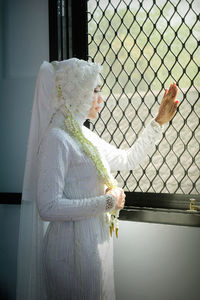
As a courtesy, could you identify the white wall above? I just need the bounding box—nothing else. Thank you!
[0,0,49,299]
[0,0,49,192]
[114,220,200,300]
[1,207,200,300]
[0,205,20,300]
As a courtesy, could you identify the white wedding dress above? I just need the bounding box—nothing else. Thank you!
[37,110,162,300]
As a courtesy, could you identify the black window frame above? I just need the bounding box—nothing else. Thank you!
[2,0,200,227]
[48,0,200,227]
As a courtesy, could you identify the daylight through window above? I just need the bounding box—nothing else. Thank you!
[88,0,200,195]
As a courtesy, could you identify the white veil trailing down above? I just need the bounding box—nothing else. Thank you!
[16,61,56,300]
[16,59,103,300]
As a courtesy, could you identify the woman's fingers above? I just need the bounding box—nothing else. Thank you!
[166,83,178,108]
[163,83,176,102]
[107,187,126,210]
[164,88,168,97]
[169,98,179,114]
[170,82,178,98]
[155,82,179,125]
[173,100,179,111]
[173,83,178,98]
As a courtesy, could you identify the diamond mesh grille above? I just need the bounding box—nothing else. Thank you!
[88,0,200,194]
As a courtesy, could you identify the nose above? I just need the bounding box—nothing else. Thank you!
[97,94,104,104]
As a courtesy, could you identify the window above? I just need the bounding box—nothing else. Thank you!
[46,0,200,226]
[88,0,200,197]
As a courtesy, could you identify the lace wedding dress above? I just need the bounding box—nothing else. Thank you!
[16,59,163,300]
[37,110,162,300]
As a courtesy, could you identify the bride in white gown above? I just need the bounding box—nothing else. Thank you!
[16,58,178,300]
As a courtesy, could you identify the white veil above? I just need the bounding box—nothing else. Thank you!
[16,59,102,300]
[16,61,56,300]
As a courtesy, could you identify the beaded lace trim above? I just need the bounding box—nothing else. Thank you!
[57,85,119,237]
[105,195,115,211]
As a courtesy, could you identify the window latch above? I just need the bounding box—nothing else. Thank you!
[188,198,200,212]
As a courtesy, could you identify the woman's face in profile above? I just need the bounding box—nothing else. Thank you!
[88,85,104,119]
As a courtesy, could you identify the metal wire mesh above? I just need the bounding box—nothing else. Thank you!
[88,0,200,194]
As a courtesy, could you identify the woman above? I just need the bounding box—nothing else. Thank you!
[16,58,178,300]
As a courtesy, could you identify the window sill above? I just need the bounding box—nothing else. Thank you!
[120,206,200,227]
[1,192,200,227]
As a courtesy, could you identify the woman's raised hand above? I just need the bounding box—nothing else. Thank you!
[155,82,179,126]
[106,187,126,210]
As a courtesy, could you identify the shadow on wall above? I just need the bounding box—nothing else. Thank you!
[0,205,21,300]
[0,288,12,300]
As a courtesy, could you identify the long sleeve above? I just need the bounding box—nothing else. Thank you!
[83,119,163,172]
[37,129,115,222]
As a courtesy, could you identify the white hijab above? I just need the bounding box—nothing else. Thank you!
[16,59,102,300]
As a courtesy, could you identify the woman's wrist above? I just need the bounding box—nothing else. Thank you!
[155,116,164,126]
[151,118,165,133]
[105,194,116,212]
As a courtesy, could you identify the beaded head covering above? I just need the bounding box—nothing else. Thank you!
[51,58,102,124]
[51,59,119,236]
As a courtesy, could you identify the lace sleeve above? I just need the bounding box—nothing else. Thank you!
[36,130,116,222]
[83,119,164,172]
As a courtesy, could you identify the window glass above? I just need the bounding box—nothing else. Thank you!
[88,0,200,194]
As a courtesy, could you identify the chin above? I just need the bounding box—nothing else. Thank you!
[89,115,97,120]
[88,112,98,119]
